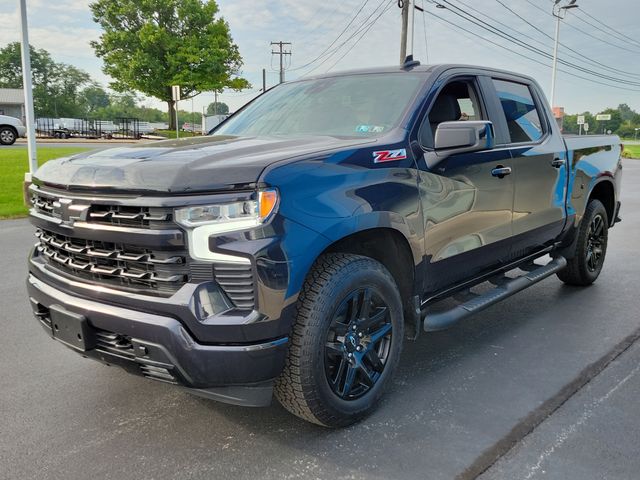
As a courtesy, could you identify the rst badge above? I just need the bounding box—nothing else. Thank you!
[372,149,407,164]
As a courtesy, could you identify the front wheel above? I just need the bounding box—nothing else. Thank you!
[557,199,609,286]
[275,253,404,427]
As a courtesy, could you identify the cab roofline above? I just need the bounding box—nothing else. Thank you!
[290,63,539,87]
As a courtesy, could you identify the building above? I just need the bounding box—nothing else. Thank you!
[0,88,25,122]
[552,106,565,132]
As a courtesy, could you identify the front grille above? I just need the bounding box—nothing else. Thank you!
[95,329,136,360]
[31,188,257,308]
[139,365,178,384]
[88,205,174,229]
[214,264,255,310]
[93,328,178,383]
[31,191,174,230]
[36,229,188,295]
[32,194,56,214]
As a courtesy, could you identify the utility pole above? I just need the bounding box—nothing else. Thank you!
[550,0,579,107]
[19,0,37,179]
[271,41,291,84]
[262,68,267,93]
[399,0,415,64]
[400,1,409,63]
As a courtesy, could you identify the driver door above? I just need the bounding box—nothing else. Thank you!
[415,75,516,295]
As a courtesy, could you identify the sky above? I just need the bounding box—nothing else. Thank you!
[2,0,640,116]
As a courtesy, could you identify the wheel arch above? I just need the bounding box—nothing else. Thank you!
[588,178,616,226]
[321,227,416,308]
[0,124,18,138]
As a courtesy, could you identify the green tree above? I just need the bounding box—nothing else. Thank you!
[0,42,54,88]
[0,42,92,117]
[79,84,110,115]
[206,101,229,115]
[597,108,621,135]
[617,103,635,123]
[90,0,250,130]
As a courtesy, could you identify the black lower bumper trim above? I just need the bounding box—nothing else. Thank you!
[185,382,275,407]
[27,274,289,406]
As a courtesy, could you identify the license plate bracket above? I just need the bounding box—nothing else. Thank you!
[50,305,96,352]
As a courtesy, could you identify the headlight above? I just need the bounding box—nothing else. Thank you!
[175,189,278,263]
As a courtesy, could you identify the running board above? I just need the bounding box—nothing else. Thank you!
[423,256,567,332]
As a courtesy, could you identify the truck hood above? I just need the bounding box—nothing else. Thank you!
[34,135,376,194]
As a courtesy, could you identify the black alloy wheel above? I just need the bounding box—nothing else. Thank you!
[324,287,393,400]
[557,199,609,286]
[586,213,606,272]
[275,253,403,427]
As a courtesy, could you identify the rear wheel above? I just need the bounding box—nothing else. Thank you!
[0,126,17,145]
[275,253,404,427]
[557,199,609,286]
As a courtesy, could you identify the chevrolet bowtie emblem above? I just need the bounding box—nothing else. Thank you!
[50,198,90,226]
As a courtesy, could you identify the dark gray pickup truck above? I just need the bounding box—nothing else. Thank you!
[26,63,622,427]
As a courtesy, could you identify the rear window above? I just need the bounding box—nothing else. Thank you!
[492,79,544,143]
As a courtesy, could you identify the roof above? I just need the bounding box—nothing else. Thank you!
[0,88,24,105]
[300,63,539,87]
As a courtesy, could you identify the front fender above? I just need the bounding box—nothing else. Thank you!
[262,155,424,302]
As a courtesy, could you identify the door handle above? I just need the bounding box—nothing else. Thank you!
[491,166,512,178]
[551,158,565,168]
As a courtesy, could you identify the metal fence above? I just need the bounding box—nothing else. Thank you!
[35,117,143,139]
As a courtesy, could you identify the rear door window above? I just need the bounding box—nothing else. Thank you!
[492,79,544,143]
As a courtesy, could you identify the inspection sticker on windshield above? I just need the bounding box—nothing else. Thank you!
[373,149,407,164]
[357,125,385,134]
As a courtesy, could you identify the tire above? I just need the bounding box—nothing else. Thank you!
[0,126,17,145]
[275,253,404,427]
[557,199,609,286]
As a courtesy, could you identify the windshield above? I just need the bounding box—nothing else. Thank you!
[214,73,425,138]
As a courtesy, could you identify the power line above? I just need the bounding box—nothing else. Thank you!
[489,0,640,79]
[421,8,640,93]
[324,1,396,72]
[289,0,372,72]
[570,12,640,54]
[430,0,640,87]
[572,7,640,49]
[524,0,640,55]
[302,0,394,76]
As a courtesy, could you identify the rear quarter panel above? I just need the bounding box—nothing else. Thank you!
[564,135,622,228]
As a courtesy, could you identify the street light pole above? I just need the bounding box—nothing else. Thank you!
[550,0,578,107]
[18,0,37,177]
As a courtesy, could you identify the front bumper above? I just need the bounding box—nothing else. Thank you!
[27,272,289,407]
[16,125,26,137]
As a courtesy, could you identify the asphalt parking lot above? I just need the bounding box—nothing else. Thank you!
[2,161,640,480]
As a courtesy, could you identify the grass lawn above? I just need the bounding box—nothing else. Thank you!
[0,147,90,219]
[623,144,640,159]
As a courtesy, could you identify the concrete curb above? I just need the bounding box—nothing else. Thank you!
[458,326,640,480]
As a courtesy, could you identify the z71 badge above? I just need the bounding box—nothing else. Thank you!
[372,149,407,164]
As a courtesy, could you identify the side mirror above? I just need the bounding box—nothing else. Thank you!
[434,120,495,156]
